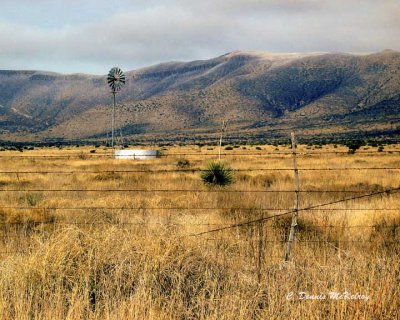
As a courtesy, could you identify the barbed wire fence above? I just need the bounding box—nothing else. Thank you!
[0,137,399,278]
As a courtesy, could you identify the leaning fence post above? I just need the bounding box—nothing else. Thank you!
[284,132,300,262]
[257,210,264,283]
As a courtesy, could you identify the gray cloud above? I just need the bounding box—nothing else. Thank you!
[0,0,398,74]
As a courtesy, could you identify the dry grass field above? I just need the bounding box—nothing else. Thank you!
[0,144,399,319]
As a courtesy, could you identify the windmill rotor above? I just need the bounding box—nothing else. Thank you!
[107,67,125,93]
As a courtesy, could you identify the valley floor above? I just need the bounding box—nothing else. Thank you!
[0,144,399,319]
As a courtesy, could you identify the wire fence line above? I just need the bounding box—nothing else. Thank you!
[1,238,398,258]
[1,206,399,211]
[1,187,398,232]
[203,239,400,244]
[187,187,400,237]
[1,235,398,244]
[0,223,398,228]
[1,167,400,174]
[1,188,399,193]
[1,146,399,265]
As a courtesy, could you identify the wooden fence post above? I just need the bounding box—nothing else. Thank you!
[284,132,300,262]
[257,211,264,283]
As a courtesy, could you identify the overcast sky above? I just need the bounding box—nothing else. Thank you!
[0,0,398,74]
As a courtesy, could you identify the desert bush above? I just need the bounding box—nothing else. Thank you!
[200,161,233,187]
[176,159,190,168]
[370,218,400,242]
[348,182,385,193]
[19,192,43,206]
[224,146,233,150]
[346,140,365,153]
[4,208,56,225]
[93,172,122,181]
[0,180,9,187]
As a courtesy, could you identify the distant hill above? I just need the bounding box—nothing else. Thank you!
[0,50,399,143]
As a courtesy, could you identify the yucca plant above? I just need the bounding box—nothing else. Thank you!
[201,161,234,187]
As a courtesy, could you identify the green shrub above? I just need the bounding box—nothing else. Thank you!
[201,161,234,187]
[348,149,356,155]
[346,140,365,153]
[177,159,190,168]
[24,193,43,206]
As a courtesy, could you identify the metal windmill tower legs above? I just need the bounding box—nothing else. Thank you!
[112,91,116,150]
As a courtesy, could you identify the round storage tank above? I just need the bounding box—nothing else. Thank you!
[114,149,160,160]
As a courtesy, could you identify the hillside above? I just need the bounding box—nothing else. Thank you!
[0,50,399,143]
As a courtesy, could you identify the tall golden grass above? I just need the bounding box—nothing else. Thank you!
[0,144,399,319]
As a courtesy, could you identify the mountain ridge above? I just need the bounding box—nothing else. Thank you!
[0,50,399,143]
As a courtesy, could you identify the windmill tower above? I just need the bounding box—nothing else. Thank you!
[107,67,126,150]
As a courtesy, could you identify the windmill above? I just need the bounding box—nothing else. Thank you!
[107,67,126,150]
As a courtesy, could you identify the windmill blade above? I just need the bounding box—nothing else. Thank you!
[107,67,126,93]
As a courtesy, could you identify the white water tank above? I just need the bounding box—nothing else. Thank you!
[114,149,160,160]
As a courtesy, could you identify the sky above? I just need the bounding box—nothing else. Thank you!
[0,0,399,74]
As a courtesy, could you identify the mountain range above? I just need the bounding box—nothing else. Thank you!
[0,49,399,144]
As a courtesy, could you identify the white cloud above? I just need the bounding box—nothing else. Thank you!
[0,0,398,74]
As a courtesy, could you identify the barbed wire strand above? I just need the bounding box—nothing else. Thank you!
[0,224,398,230]
[188,187,400,237]
[0,206,399,211]
[1,188,398,193]
[1,167,400,174]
